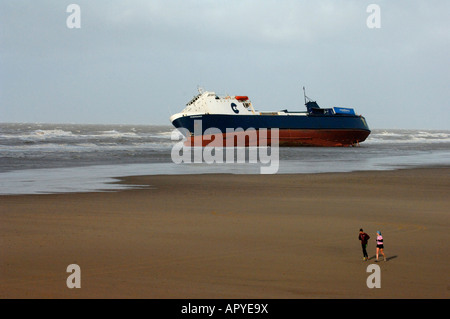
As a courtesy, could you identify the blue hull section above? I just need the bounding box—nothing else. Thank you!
[172,114,370,135]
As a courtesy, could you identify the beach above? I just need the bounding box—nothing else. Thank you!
[0,167,449,299]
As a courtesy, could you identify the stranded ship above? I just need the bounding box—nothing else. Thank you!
[170,88,370,147]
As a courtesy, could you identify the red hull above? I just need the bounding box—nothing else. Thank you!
[184,129,370,147]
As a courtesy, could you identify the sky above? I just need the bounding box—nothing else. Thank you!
[1,0,449,129]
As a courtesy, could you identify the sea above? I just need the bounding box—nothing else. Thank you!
[1,123,449,195]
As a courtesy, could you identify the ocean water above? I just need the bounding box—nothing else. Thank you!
[0,123,449,195]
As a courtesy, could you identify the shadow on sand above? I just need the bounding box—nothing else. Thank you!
[368,255,398,262]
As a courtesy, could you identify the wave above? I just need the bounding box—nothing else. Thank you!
[1,125,449,148]
[97,130,139,138]
[0,129,76,141]
[0,129,176,144]
[367,130,450,144]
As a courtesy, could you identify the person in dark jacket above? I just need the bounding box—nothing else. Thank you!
[358,228,370,261]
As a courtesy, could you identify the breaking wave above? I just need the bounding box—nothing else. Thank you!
[367,129,450,144]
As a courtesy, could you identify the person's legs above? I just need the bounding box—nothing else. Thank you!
[362,244,368,260]
[380,248,386,261]
[376,247,379,261]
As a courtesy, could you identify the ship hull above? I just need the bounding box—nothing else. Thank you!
[172,114,371,147]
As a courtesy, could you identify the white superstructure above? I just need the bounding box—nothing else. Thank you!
[169,89,257,122]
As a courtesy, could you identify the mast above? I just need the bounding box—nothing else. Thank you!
[303,86,313,104]
[303,86,307,105]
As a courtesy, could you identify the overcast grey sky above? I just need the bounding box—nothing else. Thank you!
[1,1,449,129]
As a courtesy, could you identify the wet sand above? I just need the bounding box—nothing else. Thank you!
[0,167,449,298]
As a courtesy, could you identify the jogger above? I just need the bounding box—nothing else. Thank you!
[358,228,370,261]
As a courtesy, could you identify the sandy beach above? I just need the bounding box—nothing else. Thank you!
[0,167,448,299]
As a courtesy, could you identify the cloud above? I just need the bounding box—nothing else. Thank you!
[92,0,364,48]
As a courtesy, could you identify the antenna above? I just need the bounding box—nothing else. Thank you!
[303,86,306,105]
[303,86,313,104]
